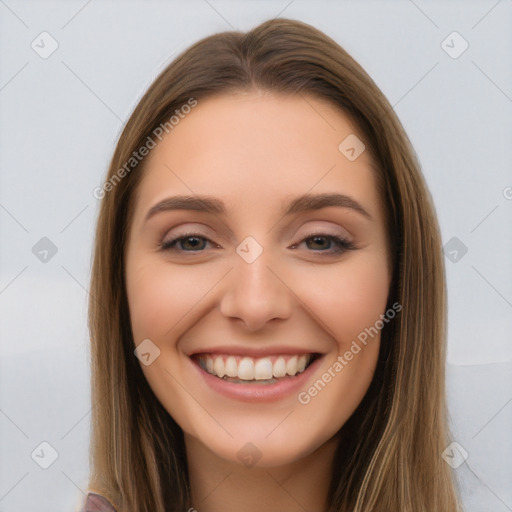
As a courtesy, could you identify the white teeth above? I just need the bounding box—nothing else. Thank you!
[214,357,226,378]
[198,353,314,381]
[273,357,287,378]
[225,356,238,377]
[254,358,273,380]
[238,357,255,380]
[286,356,298,376]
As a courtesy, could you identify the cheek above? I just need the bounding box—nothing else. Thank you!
[126,257,213,342]
[289,255,390,437]
[295,252,391,347]
[126,263,168,342]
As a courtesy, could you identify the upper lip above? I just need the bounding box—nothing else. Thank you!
[187,345,321,358]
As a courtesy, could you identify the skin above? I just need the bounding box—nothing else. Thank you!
[125,91,391,511]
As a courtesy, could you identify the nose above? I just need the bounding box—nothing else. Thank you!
[219,252,293,332]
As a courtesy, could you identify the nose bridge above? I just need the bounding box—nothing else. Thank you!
[219,246,292,330]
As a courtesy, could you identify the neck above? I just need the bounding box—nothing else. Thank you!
[185,434,338,512]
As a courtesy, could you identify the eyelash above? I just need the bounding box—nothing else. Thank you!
[159,232,356,255]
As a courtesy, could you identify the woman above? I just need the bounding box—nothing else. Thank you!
[83,17,462,512]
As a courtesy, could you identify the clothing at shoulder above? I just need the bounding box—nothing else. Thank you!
[81,492,117,512]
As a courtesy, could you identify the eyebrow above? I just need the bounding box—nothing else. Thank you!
[144,192,372,222]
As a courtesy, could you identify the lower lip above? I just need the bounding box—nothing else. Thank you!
[189,356,323,402]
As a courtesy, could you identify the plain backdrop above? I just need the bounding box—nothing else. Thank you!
[0,1,511,510]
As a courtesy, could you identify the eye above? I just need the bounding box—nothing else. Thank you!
[160,233,215,252]
[292,233,356,254]
[159,232,356,255]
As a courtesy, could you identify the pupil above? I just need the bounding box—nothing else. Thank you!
[184,237,203,250]
[310,236,328,249]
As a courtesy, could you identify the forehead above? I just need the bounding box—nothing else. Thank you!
[133,91,384,222]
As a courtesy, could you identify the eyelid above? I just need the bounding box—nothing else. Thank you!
[293,223,353,243]
[159,221,356,254]
[160,223,214,242]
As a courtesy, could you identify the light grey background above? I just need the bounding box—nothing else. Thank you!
[0,1,511,511]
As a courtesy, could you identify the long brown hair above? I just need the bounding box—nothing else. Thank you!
[87,18,462,511]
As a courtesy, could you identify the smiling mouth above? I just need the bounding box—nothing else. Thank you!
[193,353,320,384]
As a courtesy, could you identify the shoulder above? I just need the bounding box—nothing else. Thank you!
[81,492,117,512]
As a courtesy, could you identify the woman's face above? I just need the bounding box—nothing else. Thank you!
[125,91,391,467]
